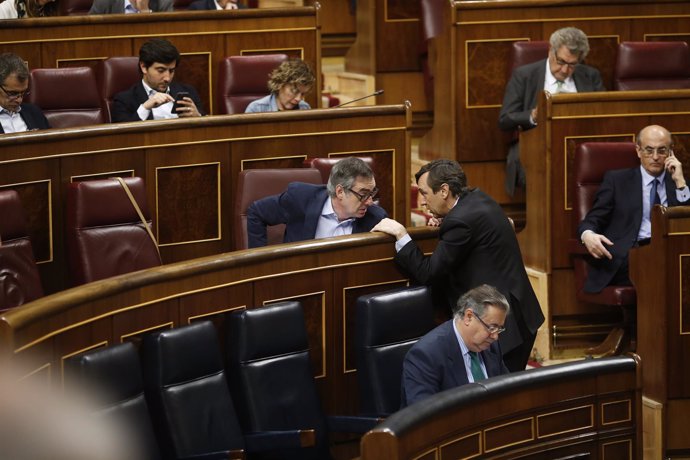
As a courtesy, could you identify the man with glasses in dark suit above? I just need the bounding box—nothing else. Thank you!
[499,27,605,196]
[578,124,689,293]
[401,284,510,408]
[0,53,50,134]
[247,157,387,248]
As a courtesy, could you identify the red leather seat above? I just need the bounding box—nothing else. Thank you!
[302,156,374,183]
[569,142,639,355]
[97,57,140,123]
[0,190,43,312]
[27,67,105,129]
[66,177,162,286]
[508,41,550,78]
[614,41,690,91]
[216,54,288,114]
[234,168,322,250]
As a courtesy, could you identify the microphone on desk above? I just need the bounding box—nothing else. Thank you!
[333,89,384,108]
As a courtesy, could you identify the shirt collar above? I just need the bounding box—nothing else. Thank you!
[141,80,169,96]
[321,196,355,224]
[452,317,470,357]
[545,59,574,88]
[640,166,665,184]
[0,104,21,115]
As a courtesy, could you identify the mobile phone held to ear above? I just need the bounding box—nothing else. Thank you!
[171,92,190,113]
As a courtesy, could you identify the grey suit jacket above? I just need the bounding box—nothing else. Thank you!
[498,58,605,195]
[89,0,172,14]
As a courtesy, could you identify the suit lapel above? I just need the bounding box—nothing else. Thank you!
[527,60,547,109]
[304,188,328,237]
[443,321,470,387]
[133,83,155,120]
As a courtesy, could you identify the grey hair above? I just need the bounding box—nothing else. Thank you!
[453,284,510,319]
[0,53,29,84]
[326,157,374,197]
[549,27,590,61]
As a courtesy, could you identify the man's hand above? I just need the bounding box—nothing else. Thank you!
[530,107,538,124]
[174,97,201,117]
[371,218,408,240]
[665,152,687,189]
[581,231,613,260]
[427,217,442,227]
[143,92,174,110]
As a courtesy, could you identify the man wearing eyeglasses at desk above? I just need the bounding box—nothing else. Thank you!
[0,53,50,134]
[246,157,387,248]
[578,125,689,293]
[499,27,604,196]
[401,285,510,408]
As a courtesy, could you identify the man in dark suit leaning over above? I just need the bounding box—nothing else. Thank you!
[247,157,387,248]
[499,27,604,196]
[112,38,204,123]
[372,159,544,372]
[578,124,689,293]
[401,284,510,408]
[0,53,50,134]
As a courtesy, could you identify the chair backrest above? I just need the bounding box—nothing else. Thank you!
[572,142,640,226]
[97,57,141,123]
[226,302,329,459]
[173,0,194,9]
[66,177,161,286]
[27,67,105,129]
[57,0,92,15]
[216,54,288,114]
[64,342,161,460]
[355,286,436,416]
[141,321,246,459]
[614,41,690,91]
[233,168,323,250]
[302,156,374,183]
[0,190,43,311]
[508,41,550,78]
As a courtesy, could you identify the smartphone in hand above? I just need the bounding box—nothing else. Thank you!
[171,92,190,114]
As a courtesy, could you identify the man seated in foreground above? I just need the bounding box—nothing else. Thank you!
[246,157,387,248]
[401,284,510,408]
[578,124,689,293]
[112,38,204,122]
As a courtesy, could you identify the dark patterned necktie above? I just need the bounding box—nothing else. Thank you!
[469,351,485,382]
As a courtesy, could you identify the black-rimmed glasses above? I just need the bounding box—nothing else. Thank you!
[639,145,671,157]
[348,187,379,202]
[0,84,30,100]
[474,313,505,335]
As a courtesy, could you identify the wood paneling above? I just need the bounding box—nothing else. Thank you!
[0,105,411,294]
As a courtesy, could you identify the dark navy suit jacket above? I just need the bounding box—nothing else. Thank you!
[401,320,508,408]
[188,0,247,9]
[0,103,50,133]
[577,167,690,293]
[111,81,204,123]
[246,182,387,248]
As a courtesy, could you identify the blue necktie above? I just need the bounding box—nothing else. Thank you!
[469,352,485,382]
[650,179,661,218]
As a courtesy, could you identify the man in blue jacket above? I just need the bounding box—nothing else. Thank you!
[247,157,387,248]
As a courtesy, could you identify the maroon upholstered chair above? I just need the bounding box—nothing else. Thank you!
[172,0,194,9]
[57,0,92,15]
[568,142,639,355]
[0,190,43,312]
[234,168,322,250]
[614,41,690,91]
[302,156,374,183]
[97,57,140,123]
[66,177,162,286]
[27,67,105,129]
[216,54,288,114]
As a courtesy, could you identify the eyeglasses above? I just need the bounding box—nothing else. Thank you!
[474,313,505,335]
[639,145,671,157]
[554,52,579,69]
[347,187,379,202]
[0,84,30,100]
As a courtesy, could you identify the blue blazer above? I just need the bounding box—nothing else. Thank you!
[246,182,387,248]
[577,167,690,293]
[0,103,50,133]
[401,320,508,408]
[111,81,204,123]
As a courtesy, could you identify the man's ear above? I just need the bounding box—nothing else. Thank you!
[139,62,147,74]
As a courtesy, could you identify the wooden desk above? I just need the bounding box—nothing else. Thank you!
[420,0,690,209]
[630,206,690,457]
[0,228,438,418]
[518,89,690,353]
[361,355,642,459]
[0,104,411,294]
[0,6,321,112]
